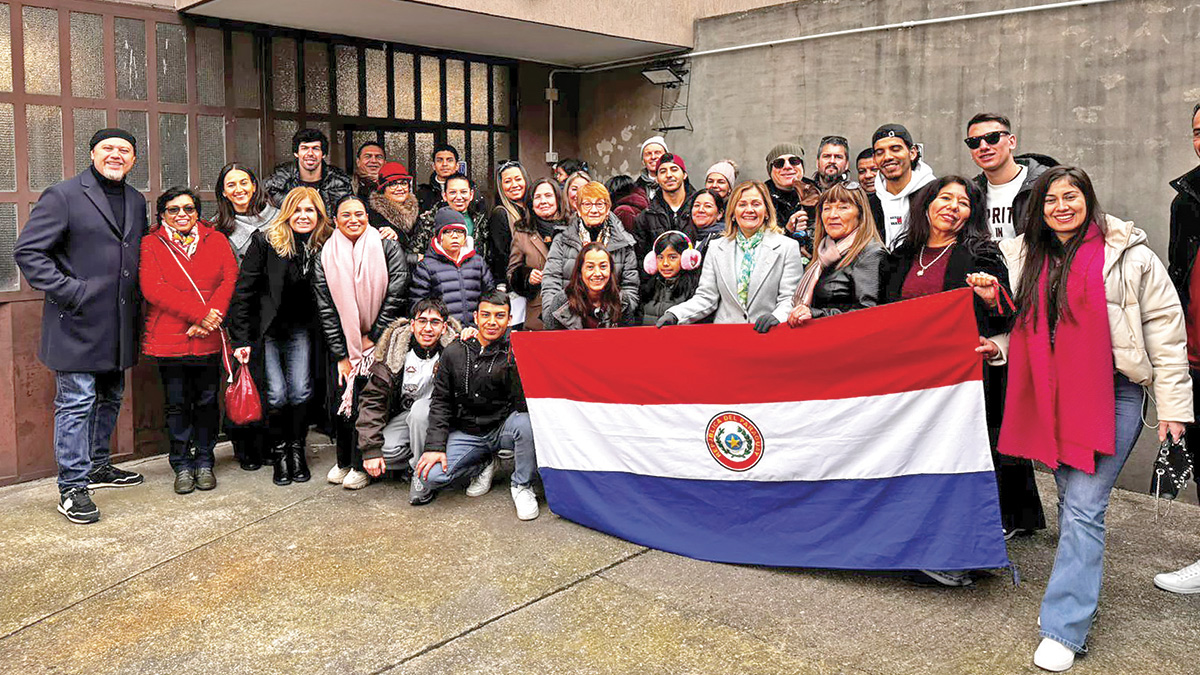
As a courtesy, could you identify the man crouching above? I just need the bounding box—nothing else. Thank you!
[357,297,461,502]
[412,290,540,520]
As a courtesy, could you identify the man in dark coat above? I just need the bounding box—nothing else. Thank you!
[965,112,1058,241]
[14,128,149,524]
[262,128,354,212]
[632,153,696,262]
[416,143,487,215]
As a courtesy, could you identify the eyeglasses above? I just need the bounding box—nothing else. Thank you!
[413,317,445,328]
[963,131,1011,150]
[164,205,197,215]
[771,156,803,170]
[579,201,607,212]
[384,180,412,190]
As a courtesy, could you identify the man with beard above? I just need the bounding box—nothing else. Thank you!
[633,153,696,260]
[871,124,936,248]
[15,128,149,524]
[352,141,386,202]
[964,113,1057,241]
[813,135,851,191]
[263,128,353,211]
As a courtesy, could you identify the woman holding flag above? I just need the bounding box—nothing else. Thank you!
[969,166,1191,672]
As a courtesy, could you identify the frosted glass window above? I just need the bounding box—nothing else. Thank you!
[0,203,18,291]
[156,24,187,104]
[335,45,359,116]
[447,129,465,167]
[116,110,148,191]
[232,32,260,108]
[195,27,224,107]
[470,131,489,189]
[70,13,104,98]
[493,132,511,166]
[72,108,107,176]
[272,37,297,112]
[304,42,329,114]
[159,113,189,189]
[273,119,297,168]
[470,61,489,124]
[0,103,14,191]
[0,5,11,93]
[197,115,226,190]
[419,56,441,121]
[384,131,410,171]
[493,65,510,126]
[352,131,377,160]
[23,7,60,96]
[365,48,386,118]
[445,60,464,123]
[231,118,261,176]
[27,105,63,191]
[115,18,147,100]
[414,132,433,184]
[392,52,414,119]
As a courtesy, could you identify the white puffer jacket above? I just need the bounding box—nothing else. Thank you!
[992,214,1193,423]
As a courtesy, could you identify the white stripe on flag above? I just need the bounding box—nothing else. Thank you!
[528,381,993,482]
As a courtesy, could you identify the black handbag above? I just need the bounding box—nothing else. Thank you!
[1150,434,1193,516]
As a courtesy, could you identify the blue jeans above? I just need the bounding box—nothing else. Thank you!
[1039,373,1144,653]
[263,327,311,410]
[158,356,221,472]
[53,370,125,491]
[424,412,537,490]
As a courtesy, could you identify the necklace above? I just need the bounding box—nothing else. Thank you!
[916,242,954,277]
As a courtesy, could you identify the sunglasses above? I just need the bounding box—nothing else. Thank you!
[497,159,522,173]
[164,205,197,215]
[771,156,804,170]
[963,131,1011,150]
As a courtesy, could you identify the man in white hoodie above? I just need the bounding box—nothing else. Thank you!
[871,123,936,248]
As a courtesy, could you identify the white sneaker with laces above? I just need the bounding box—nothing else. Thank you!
[511,485,539,521]
[342,468,370,490]
[1154,559,1200,594]
[466,458,496,497]
[1033,637,1075,672]
[327,464,351,484]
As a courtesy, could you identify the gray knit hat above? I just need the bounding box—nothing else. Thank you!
[766,143,805,167]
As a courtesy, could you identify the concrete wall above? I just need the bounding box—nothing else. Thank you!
[572,0,1200,254]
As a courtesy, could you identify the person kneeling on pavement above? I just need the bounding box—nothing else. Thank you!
[357,297,461,502]
[412,290,541,520]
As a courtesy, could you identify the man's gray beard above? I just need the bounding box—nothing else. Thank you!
[99,166,129,181]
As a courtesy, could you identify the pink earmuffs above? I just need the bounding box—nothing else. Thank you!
[643,230,702,276]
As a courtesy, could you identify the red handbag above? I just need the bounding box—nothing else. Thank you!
[225,355,263,425]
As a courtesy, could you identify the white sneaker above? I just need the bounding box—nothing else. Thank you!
[1154,559,1200,594]
[342,468,370,490]
[1033,638,1075,672]
[511,485,539,521]
[466,458,496,497]
[327,464,351,484]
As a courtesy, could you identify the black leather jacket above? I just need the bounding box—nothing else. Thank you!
[311,238,411,360]
[809,242,886,317]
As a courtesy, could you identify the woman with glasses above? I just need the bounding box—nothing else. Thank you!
[368,162,420,261]
[542,181,639,330]
[509,178,569,331]
[139,188,238,494]
[785,182,884,326]
[658,180,803,331]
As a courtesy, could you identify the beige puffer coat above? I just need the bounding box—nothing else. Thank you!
[992,214,1193,423]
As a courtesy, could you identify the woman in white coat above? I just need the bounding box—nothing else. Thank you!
[657,180,804,332]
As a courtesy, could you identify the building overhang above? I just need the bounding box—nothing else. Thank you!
[178,0,688,67]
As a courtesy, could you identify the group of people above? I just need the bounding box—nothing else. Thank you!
[12,106,1200,671]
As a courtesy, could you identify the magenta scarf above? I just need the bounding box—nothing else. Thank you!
[321,226,388,416]
[998,226,1115,474]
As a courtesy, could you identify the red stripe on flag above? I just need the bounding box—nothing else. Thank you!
[511,288,984,405]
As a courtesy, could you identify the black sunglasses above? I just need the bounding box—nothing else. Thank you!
[771,156,804,170]
[963,131,1011,150]
[164,205,197,215]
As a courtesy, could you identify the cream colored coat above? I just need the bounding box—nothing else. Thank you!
[992,214,1193,423]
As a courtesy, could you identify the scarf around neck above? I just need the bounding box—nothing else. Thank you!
[793,234,854,308]
[321,226,389,416]
[735,228,766,306]
[998,226,1115,473]
[164,225,198,258]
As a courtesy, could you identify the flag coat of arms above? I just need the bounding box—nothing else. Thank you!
[511,289,1010,571]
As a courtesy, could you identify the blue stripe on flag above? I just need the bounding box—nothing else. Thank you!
[540,468,1010,570]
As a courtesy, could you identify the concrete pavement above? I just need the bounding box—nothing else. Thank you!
[0,437,1197,674]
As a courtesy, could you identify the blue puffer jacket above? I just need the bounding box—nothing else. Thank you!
[409,240,495,325]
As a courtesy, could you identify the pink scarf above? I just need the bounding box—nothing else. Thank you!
[998,226,1115,473]
[793,235,853,307]
[321,226,388,416]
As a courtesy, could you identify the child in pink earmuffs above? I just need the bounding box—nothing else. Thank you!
[639,230,704,326]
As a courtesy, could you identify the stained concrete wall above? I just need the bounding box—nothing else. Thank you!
[573,0,1200,254]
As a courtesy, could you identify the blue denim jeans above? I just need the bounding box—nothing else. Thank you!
[424,412,537,490]
[263,327,312,410]
[53,370,125,491]
[158,356,221,472]
[1039,373,1144,653]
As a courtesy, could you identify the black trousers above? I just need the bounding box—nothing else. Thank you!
[158,355,222,472]
[331,368,368,470]
[225,341,267,462]
[986,363,1046,532]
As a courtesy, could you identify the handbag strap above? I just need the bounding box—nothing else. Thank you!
[158,234,234,383]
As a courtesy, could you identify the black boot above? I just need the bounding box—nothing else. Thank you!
[233,432,262,471]
[289,403,311,482]
[272,442,292,486]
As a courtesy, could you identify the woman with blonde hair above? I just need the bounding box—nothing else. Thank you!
[228,186,333,487]
[787,181,884,325]
[659,180,803,331]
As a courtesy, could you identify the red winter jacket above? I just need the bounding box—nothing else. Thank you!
[139,223,238,358]
[613,187,650,232]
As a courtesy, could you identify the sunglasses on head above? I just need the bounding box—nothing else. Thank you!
[771,156,803,170]
[963,131,1011,150]
[497,159,522,173]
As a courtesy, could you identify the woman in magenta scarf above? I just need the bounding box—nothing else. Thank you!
[970,166,1192,672]
[314,195,410,490]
